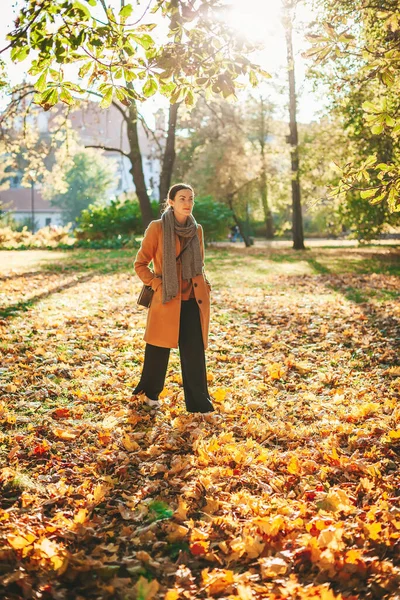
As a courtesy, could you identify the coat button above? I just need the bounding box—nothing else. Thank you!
[194,283,198,287]
[198,299,202,304]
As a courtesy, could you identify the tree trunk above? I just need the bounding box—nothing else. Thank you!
[127,100,154,228]
[159,103,180,210]
[260,176,274,239]
[284,2,305,250]
[259,97,274,239]
[227,193,252,247]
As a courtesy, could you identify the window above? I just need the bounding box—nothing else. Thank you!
[45,218,51,226]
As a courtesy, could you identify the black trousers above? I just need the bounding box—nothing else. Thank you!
[133,299,214,413]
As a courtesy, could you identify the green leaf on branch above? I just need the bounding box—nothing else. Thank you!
[143,77,158,97]
[78,61,92,78]
[249,70,258,87]
[119,4,133,19]
[184,90,195,106]
[72,1,91,19]
[40,88,59,111]
[384,114,395,127]
[371,123,384,135]
[34,71,47,92]
[60,87,75,106]
[360,189,377,199]
[369,192,386,205]
[130,34,154,51]
[10,45,30,62]
[99,86,113,109]
[362,101,379,113]
[115,86,131,107]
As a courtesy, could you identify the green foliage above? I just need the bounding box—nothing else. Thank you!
[5,0,270,111]
[193,196,233,241]
[305,2,400,213]
[75,197,159,239]
[337,193,397,242]
[50,151,115,225]
[147,501,173,522]
[13,217,41,233]
[76,194,231,242]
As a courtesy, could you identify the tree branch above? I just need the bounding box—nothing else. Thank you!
[137,111,163,153]
[83,90,129,123]
[0,4,46,54]
[85,144,129,158]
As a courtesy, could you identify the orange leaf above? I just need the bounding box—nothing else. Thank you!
[52,407,71,419]
[202,568,235,594]
[53,427,77,440]
[190,540,210,555]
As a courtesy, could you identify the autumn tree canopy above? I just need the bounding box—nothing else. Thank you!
[3,0,269,110]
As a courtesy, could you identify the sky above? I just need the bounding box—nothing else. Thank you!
[0,0,328,124]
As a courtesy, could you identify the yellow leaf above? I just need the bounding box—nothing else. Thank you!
[165,523,189,542]
[287,455,301,475]
[7,534,36,550]
[74,508,88,524]
[254,515,284,537]
[173,496,188,522]
[122,433,139,452]
[134,575,159,600]
[212,388,228,403]
[345,549,363,564]
[366,522,382,540]
[317,526,345,550]
[267,362,285,380]
[202,568,235,595]
[388,429,400,439]
[331,447,339,460]
[165,591,180,600]
[102,415,119,429]
[50,554,67,572]
[237,584,254,599]
[93,483,110,504]
[259,556,289,579]
[294,361,312,374]
[53,427,77,440]
[386,366,400,377]
[242,534,265,558]
[36,537,59,557]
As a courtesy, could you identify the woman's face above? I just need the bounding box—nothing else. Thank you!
[169,189,194,223]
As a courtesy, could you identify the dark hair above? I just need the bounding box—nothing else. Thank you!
[161,183,194,213]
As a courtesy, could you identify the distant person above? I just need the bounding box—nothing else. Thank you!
[230,224,241,242]
[133,183,216,417]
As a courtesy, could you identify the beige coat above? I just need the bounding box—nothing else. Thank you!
[134,219,211,349]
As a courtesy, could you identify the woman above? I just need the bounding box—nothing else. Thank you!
[133,183,215,414]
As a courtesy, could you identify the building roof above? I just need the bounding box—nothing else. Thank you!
[0,187,61,213]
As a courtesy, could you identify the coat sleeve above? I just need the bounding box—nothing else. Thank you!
[198,224,211,290]
[134,221,162,291]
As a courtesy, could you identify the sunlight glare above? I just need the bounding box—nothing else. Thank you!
[223,0,283,44]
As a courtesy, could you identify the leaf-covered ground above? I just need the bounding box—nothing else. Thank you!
[0,244,399,600]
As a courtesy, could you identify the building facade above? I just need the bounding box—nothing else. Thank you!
[1,101,166,228]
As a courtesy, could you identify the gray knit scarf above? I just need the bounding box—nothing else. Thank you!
[161,207,203,304]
